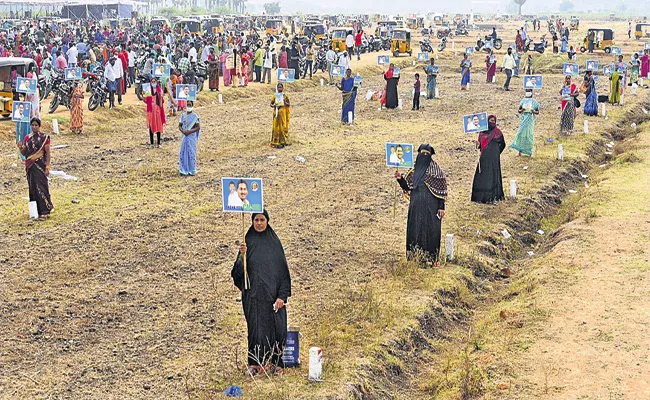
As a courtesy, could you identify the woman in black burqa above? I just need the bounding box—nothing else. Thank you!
[395,144,448,265]
[471,114,506,204]
[231,210,292,377]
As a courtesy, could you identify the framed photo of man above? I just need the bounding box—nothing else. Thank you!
[277,68,295,83]
[176,84,197,101]
[16,77,37,94]
[523,75,543,89]
[153,63,171,77]
[463,112,488,134]
[222,178,264,213]
[563,63,579,76]
[385,142,414,168]
[12,101,31,123]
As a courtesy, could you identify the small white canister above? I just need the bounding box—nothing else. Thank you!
[28,201,38,219]
[308,347,323,381]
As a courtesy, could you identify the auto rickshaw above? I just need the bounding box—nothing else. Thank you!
[204,17,224,34]
[303,23,327,42]
[635,23,650,39]
[150,16,170,29]
[0,58,36,119]
[580,28,614,53]
[570,18,579,31]
[331,27,353,52]
[406,18,417,29]
[265,19,286,37]
[375,20,398,37]
[175,18,202,35]
[390,28,412,57]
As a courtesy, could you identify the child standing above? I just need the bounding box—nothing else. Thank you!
[412,73,421,110]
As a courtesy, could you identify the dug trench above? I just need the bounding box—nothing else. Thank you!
[345,99,650,400]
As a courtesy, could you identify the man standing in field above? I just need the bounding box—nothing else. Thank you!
[355,29,363,61]
[501,47,516,91]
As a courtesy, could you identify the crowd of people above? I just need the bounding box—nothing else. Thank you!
[5,15,646,378]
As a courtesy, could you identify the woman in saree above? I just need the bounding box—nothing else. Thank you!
[642,49,649,79]
[336,68,356,124]
[143,77,166,147]
[270,83,290,148]
[485,49,496,83]
[630,53,640,86]
[395,144,448,266]
[219,49,231,86]
[69,81,84,134]
[460,53,471,90]
[247,48,255,84]
[511,89,540,157]
[560,75,578,135]
[609,69,621,104]
[515,30,524,53]
[472,115,505,204]
[240,48,250,87]
[232,210,292,377]
[384,64,400,109]
[583,71,598,116]
[424,58,437,99]
[207,48,219,91]
[16,118,53,218]
[178,101,200,176]
[616,55,627,96]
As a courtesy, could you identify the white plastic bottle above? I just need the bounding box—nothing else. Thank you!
[308,347,322,381]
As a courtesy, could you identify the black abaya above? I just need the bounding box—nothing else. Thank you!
[231,223,292,367]
[289,48,300,79]
[471,137,506,203]
[385,75,399,109]
[398,178,445,262]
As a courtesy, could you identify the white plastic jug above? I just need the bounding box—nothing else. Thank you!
[28,201,38,219]
[510,180,517,199]
[308,347,322,381]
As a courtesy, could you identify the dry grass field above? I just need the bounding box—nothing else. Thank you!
[1,19,648,399]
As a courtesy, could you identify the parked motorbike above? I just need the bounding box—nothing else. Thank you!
[419,38,433,53]
[369,35,383,52]
[48,70,73,114]
[455,25,469,36]
[524,36,547,54]
[314,48,327,72]
[437,27,454,39]
[381,37,391,51]
[438,36,448,52]
[135,72,150,101]
[86,69,108,111]
[476,35,503,52]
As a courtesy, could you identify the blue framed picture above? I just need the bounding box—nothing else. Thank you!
[222,177,264,213]
[12,101,31,123]
[353,75,362,87]
[393,67,401,77]
[563,63,579,76]
[463,112,488,134]
[277,68,295,83]
[385,142,414,168]
[16,77,37,94]
[603,64,614,76]
[274,92,284,106]
[523,75,543,89]
[65,67,82,80]
[617,66,626,74]
[465,46,475,55]
[175,84,197,101]
[417,52,429,61]
[378,55,390,65]
[610,46,622,55]
[430,65,439,74]
[153,63,171,77]
[585,60,599,71]
[645,42,650,49]
[561,87,572,100]
[330,64,345,77]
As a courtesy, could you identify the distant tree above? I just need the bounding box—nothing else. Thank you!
[513,0,526,15]
[264,1,280,14]
[158,6,182,18]
[559,0,574,11]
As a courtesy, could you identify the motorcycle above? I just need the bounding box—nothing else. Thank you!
[419,38,433,53]
[48,70,73,114]
[438,36,448,52]
[86,70,108,111]
[476,35,503,52]
[135,72,150,101]
[455,26,469,36]
[314,48,327,72]
[381,37,391,51]
[437,27,455,39]
[524,36,547,54]
[369,35,383,52]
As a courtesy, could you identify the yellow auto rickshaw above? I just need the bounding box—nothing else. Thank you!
[204,17,224,34]
[330,27,353,52]
[375,20,398,37]
[580,28,615,53]
[570,18,579,31]
[406,17,417,29]
[174,18,202,35]
[390,28,412,57]
[265,19,286,36]
[635,23,650,39]
[303,23,327,42]
[0,58,37,119]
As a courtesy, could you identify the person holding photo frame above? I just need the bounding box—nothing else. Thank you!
[560,75,579,135]
[270,83,290,148]
[583,71,598,116]
[423,58,438,99]
[178,100,201,176]
[143,77,166,147]
[336,68,357,123]
[16,118,53,219]
[486,49,496,83]
[460,53,471,90]
[471,115,505,204]
[511,89,540,156]
[383,64,400,109]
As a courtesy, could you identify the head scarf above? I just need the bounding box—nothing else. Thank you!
[407,144,447,200]
[251,209,270,223]
[478,115,503,153]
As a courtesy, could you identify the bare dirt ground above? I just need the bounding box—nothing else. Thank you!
[0,19,647,399]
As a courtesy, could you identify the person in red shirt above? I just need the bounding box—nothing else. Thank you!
[355,30,363,61]
[118,48,129,92]
[35,49,43,73]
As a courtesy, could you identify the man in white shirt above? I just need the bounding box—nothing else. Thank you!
[227,182,242,208]
[104,56,120,109]
[128,46,136,87]
[201,41,210,62]
[66,43,78,66]
[188,44,198,64]
[262,46,273,84]
[326,46,337,85]
[345,32,355,60]
[500,47,516,91]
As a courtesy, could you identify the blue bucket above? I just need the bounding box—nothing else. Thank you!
[282,326,300,367]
